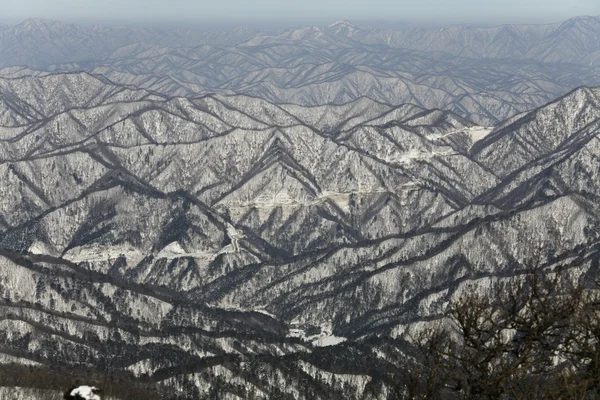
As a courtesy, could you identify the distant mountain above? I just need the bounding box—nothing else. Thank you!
[0,72,598,398]
[322,16,600,65]
[0,18,259,68]
[0,17,598,125]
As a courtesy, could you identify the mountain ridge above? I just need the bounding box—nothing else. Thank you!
[0,16,599,125]
[0,73,598,397]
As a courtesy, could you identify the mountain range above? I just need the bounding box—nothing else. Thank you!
[0,16,599,125]
[0,69,599,397]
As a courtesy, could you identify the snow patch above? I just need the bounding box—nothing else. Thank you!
[254,309,276,318]
[68,386,101,400]
[156,242,219,262]
[426,126,492,144]
[466,126,492,142]
[63,244,143,264]
[388,149,455,164]
[288,328,306,338]
[156,241,186,258]
[28,241,57,256]
[287,328,347,347]
[312,334,347,347]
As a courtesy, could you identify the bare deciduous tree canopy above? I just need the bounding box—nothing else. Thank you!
[408,267,600,399]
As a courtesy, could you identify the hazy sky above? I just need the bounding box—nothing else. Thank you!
[1,0,599,27]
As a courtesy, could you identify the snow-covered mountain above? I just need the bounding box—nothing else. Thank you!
[0,71,599,398]
[0,18,257,68]
[0,16,599,125]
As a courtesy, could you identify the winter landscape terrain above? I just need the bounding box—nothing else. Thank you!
[0,14,598,399]
[1,16,600,125]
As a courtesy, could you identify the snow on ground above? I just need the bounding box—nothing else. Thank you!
[312,334,347,347]
[156,241,187,258]
[0,387,62,400]
[218,304,278,321]
[220,188,392,213]
[156,242,219,261]
[68,386,101,400]
[426,126,492,144]
[63,244,144,265]
[387,148,455,165]
[0,387,118,400]
[63,242,218,264]
[126,358,156,377]
[28,241,58,257]
[0,352,41,366]
[297,360,371,396]
[287,328,347,347]
[254,309,277,318]
[288,329,306,338]
[466,126,492,142]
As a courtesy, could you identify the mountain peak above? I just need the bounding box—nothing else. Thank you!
[329,20,355,28]
[556,15,600,31]
[490,86,600,134]
[16,17,69,32]
[327,19,368,33]
[19,17,54,26]
[536,86,600,114]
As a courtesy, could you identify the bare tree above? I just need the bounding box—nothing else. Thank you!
[409,266,600,399]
